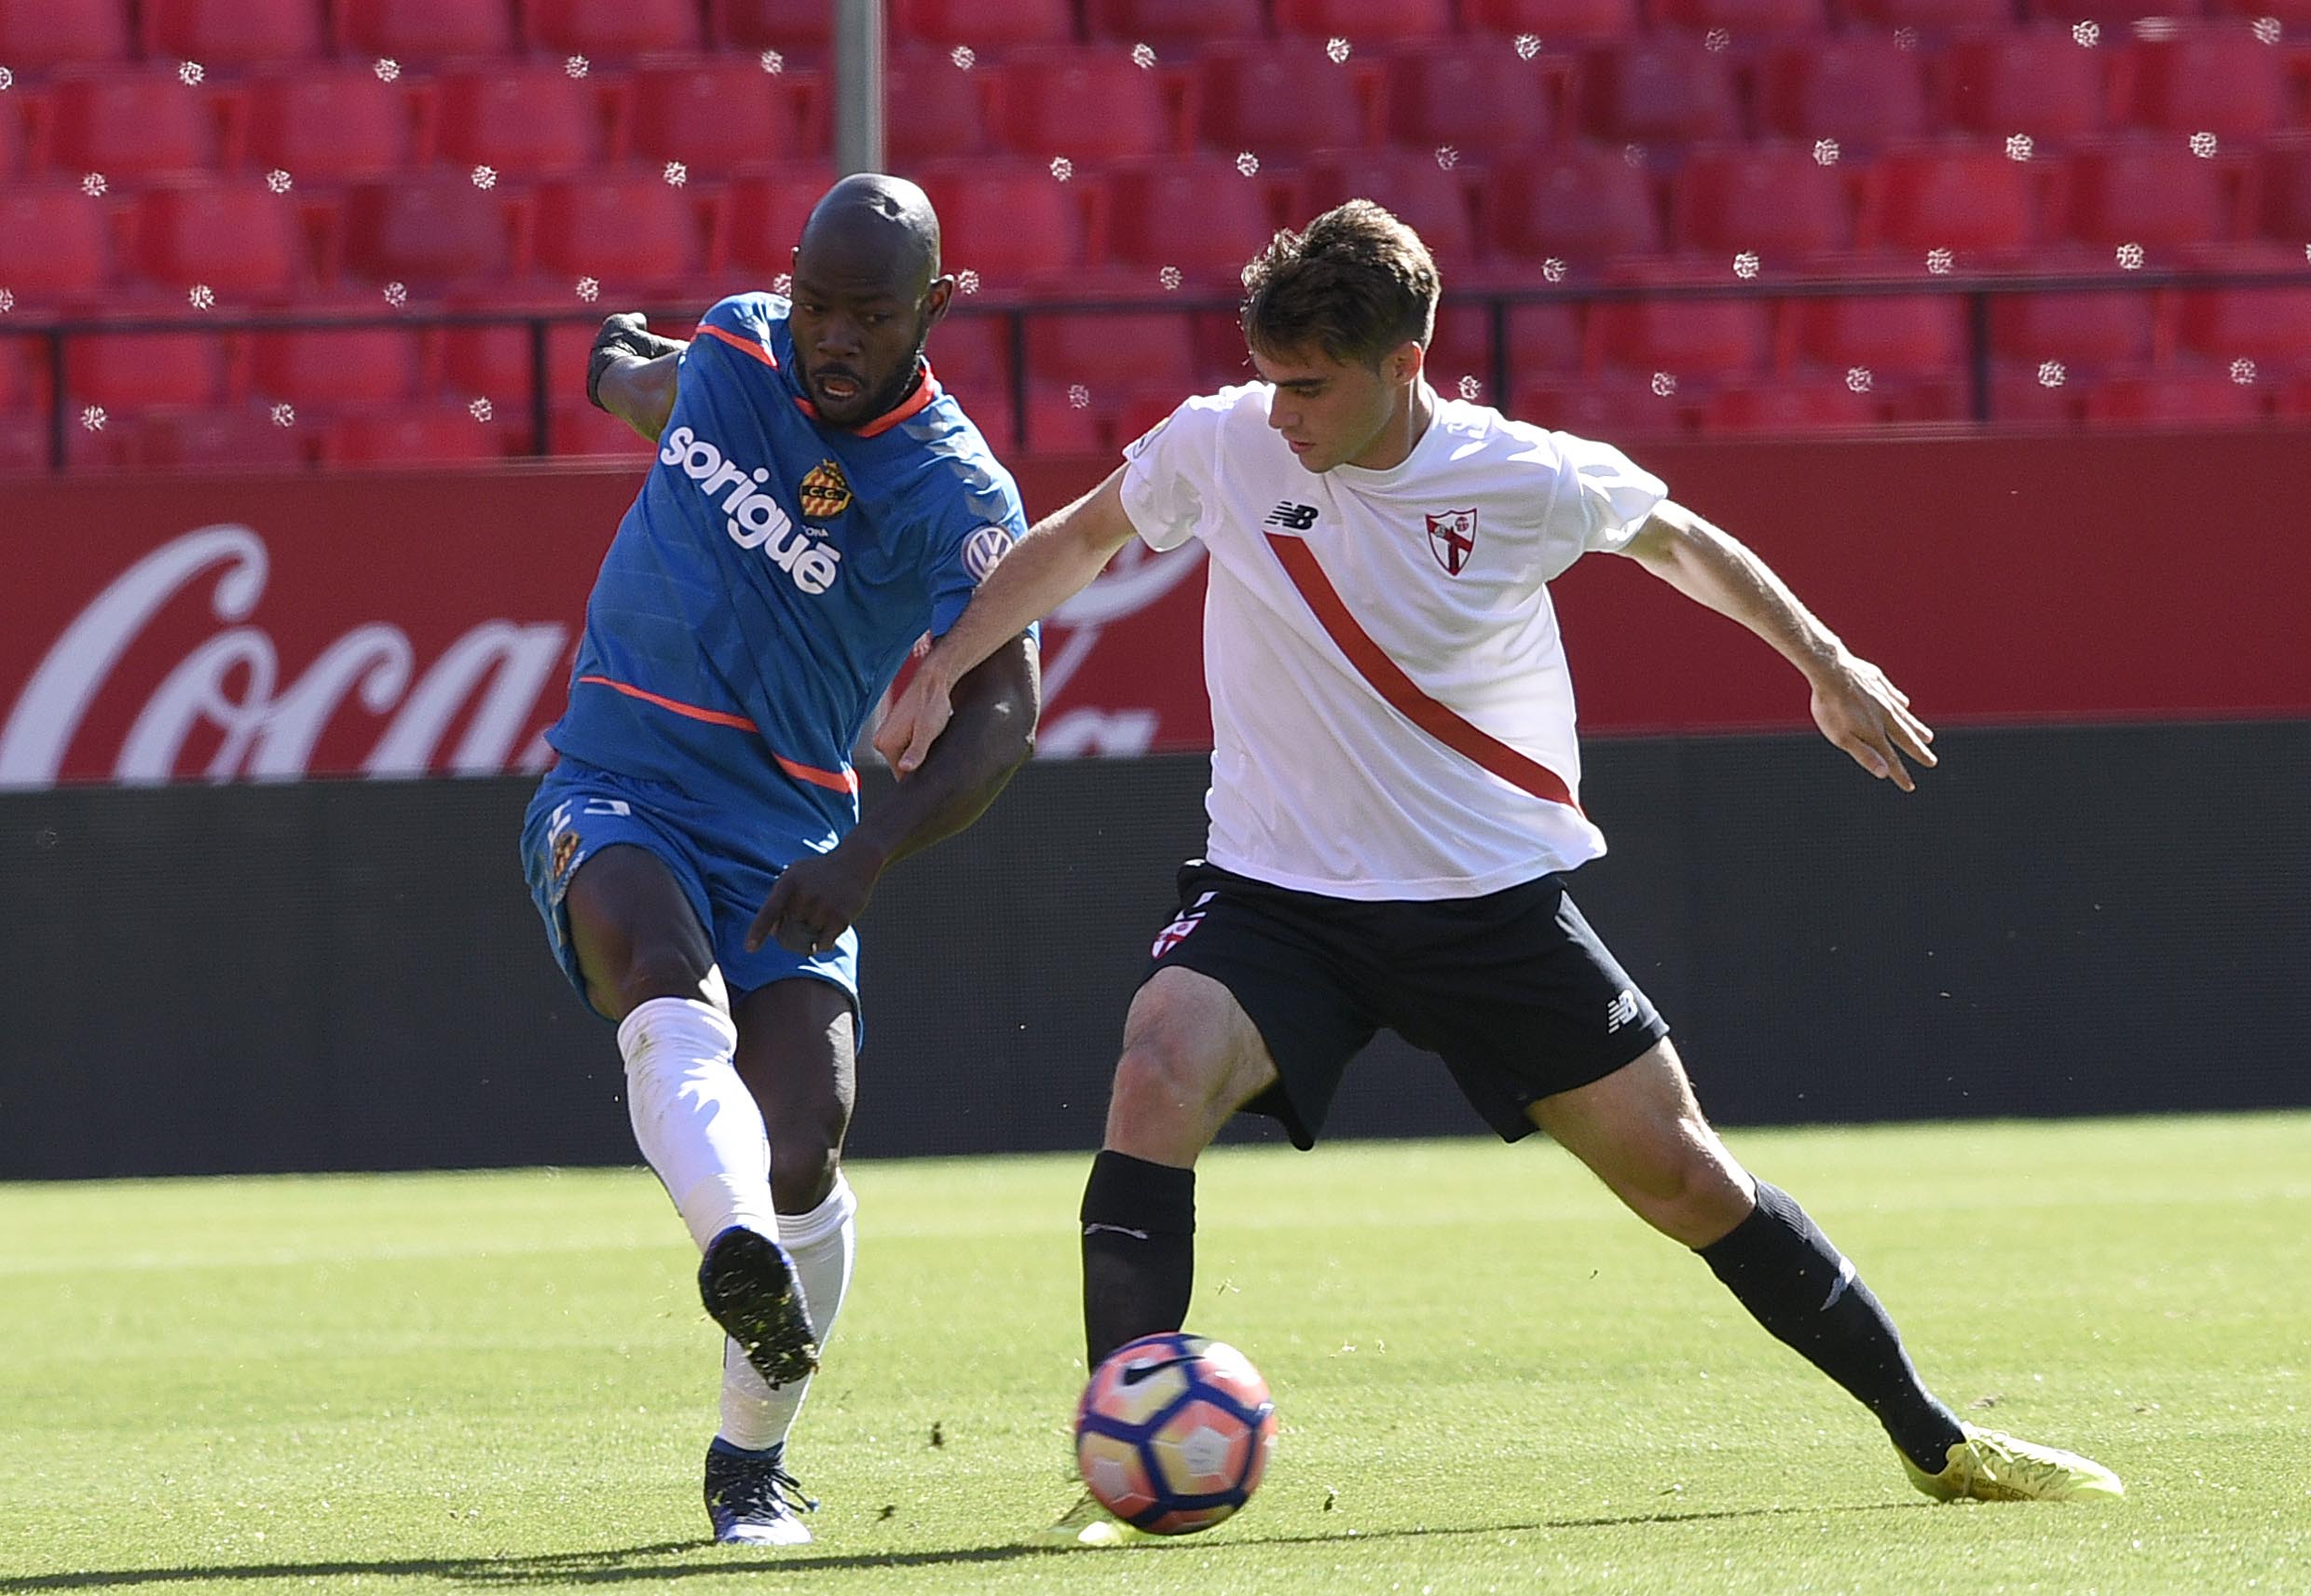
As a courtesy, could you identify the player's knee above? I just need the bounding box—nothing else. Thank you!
[1624,1128,1754,1242]
[1110,1032,1231,1131]
[606,946,719,1020]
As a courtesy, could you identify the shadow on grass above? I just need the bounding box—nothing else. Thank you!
[0,1501,1932,1590]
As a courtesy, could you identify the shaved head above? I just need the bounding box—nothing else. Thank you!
[787,174,952,429]
[799,173,941,299]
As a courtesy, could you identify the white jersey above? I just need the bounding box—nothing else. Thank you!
[1116,382,1667,901]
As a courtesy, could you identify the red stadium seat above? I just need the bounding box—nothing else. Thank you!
[1425,303,1498,389]
[1026,311,1197,391]
[1672,145,1853,260]
[2210,0,2311,20]
[2261,140,2311,241]
[1579,41,1742,144]
[1836,0,2011,29]
[532,176,703,288]
[1785,294,1966,374]
[111,407,309,470]
[0,186,110,298]
[1655,0,1828,35]
[725,169,829,274]
[250,329,422,406]
[67,332,226,409]
[2062,141,2239,252]
[132,182,303,297]
[1511,376,1687,438]
[338,0,513,61]
[1858,146,2037,255]
[920,161,1089,288]
[2110,34,2286,139]
[341,178,515,284]
[431,66,603,173]
[1272,0,1456,38]
[0,91,21,175]
[1588,295,1773,376]
[1299,153,1480,276]
[1102,157,1280,284]
[323,406,513,465]
[1942,30,2106,143]
[1488,147,1665,266]
[47,71,217,179]
[551,401,657,458]
[710,0,833,53]
[146,0,323,67]
[890,0,1075,48]
[884,48,991,164]
[439,319,598,412]
[1701,379,1880,434]
[245,70,412,180]
[0,413,48,473]
[630,58,802,173]
[1510,304,1586,375]
[526,0,701,60]
[1464,0,1640,39]
[989,48,1174,162]
[1196,42,1378,158]
[0,0,130,68]
[929,312,1015,395]
[1084,0,1266,45]
[2083,370,2264,425]
[1020,382,1112,453]
[2025,0,2217,21]
[1758,38,1929,149]
[2175,288,2311,368]
[1988,291,2154,364]
[1383,44,1561,157]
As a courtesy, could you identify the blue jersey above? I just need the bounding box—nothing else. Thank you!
[546,293,1029,850]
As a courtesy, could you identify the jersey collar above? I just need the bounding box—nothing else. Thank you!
[695,315,943,438]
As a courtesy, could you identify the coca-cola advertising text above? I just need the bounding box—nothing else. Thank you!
[0,466,1213,791]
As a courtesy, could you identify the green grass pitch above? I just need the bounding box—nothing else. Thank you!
[5,1113,2306,1594]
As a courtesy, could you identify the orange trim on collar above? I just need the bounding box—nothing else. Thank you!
[791,361,945,437]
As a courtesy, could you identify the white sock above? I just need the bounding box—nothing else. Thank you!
[718,1172,858,1453]
[618,995,779,1253]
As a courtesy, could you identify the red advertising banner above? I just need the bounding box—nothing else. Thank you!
[5,429,2308,790]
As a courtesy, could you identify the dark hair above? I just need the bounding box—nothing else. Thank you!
[1239,200,1439,369]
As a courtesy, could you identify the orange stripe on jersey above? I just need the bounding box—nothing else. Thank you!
[575,675,860,794]
[1264,536,1582,813]
[691,321,780,368]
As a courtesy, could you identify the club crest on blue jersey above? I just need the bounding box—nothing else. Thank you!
[800,457,854,519]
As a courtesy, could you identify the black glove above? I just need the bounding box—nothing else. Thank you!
[586,313,686,412]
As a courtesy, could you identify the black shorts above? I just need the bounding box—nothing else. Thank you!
[1145,861,1670,1149]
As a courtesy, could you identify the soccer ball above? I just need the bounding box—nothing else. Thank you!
[1074,1331,1279,1535]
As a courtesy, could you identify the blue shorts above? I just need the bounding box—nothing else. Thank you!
[519,757,860,1027]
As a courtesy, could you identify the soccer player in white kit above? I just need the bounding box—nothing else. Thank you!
[879,202,2123,1531]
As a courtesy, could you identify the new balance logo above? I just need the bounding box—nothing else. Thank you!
[1605,989,1641,1032]
[1265,501,1320,530]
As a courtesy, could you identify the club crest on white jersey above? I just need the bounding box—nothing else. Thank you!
[659,424,842,594]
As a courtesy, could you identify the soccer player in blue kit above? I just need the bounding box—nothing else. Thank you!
[519,174,1040,1547]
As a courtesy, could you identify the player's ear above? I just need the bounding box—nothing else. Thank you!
[923,276,956,326]
[1388,339,1426,386]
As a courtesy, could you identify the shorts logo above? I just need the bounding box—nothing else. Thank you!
[962,525,1015,581]
[1606,988,1641,1032]
[1151,891,1217,959]
[800,457,853,519]
[1425,509,1477,576]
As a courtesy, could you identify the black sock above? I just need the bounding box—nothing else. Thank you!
[1079,1150,1197,1368]
[1700,1181,1965,1474]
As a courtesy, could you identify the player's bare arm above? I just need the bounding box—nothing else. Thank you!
[876,467,1140,776]
[1618,500,1937,792]
[747,634,1041,957]
[585,312,687,443]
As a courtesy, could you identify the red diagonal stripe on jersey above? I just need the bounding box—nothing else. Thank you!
[1265,534,1581,812]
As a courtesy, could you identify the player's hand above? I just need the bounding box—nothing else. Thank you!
[586,313,685,411]
[745,842,884,957]
[874,666,956,779]
[1809,651,1936,793]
